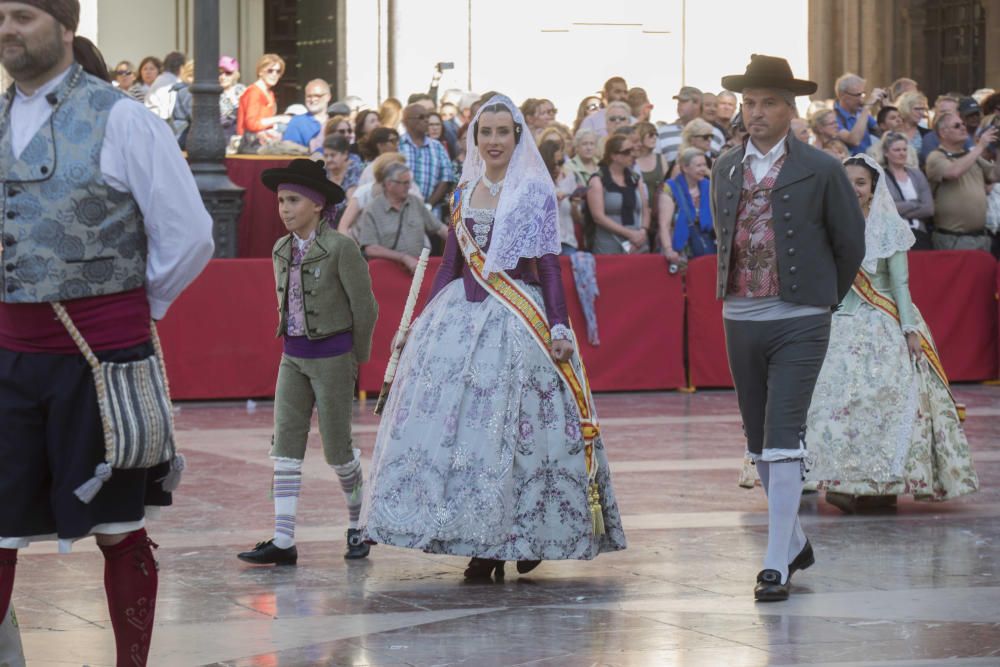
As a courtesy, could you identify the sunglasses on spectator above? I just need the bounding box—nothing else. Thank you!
[914,106,928,112]
[335,128,350,135]
[948,122,964,129]
[114,69,132,76]
[695,134,713,140]
[843,90,864,97]
[608,115,628,123]
[264,67,282,74]
[390,178,412,186]
[616,148,638,155]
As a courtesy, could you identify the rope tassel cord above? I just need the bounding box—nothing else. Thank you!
[374,248,430,415]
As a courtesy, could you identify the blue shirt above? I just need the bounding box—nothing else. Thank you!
[398,134,455,201]
[834,101,878,155]
[282,114,322,147]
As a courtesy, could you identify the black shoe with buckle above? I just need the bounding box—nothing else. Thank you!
[237,539,298,566]
[754,569,790,602]
[788,540,815,578]
[345,528,370,560]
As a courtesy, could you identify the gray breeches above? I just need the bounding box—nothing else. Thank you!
[723,314,831,459]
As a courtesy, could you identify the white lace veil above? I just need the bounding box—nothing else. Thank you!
[460,94,560,274]
[845,153,915,274]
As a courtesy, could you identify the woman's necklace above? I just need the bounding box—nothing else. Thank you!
[482,173,505,197]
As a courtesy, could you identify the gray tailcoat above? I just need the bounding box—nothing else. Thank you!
[710,133,866,307]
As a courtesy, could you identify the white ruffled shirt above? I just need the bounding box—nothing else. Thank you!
[742,136,787,182]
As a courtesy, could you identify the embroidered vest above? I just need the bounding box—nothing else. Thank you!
[726,155,787,297]
[0,64,147,304]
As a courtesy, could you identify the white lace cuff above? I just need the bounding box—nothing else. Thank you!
[551,324,574,342]
[901,324,921,336]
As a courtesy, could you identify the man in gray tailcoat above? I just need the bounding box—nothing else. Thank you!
[711,55,866,601]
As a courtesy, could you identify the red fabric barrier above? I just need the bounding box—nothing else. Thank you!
[158,252,996,399]
[567,255,686,391]
[225,156,293,258]
[686,251,999,388]
[160,255,687,399]
[685,256,730,388]
[157,260,283,400]
[908,250,997,382]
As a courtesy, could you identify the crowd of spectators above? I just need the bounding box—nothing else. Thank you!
[115,49,1000,268]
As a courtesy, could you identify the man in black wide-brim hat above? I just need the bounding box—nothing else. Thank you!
[711,55,866,601]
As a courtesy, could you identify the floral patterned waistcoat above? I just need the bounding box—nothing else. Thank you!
[726,155,787,298]
[0,63,147,303]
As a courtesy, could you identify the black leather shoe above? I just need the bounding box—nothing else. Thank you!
[237,539,298,566]
[464,558,504,580]
[788,540,815,577]
[344,529,370,560]
[754,569,790,602]
[516,560,542,574]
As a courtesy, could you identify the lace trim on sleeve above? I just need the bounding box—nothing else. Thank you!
[551,324,574,342]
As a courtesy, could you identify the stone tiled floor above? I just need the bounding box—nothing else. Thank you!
[9,387,1000,666]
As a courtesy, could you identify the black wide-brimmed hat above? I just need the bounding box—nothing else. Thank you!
[721,54,817,96]
[261,158,345,206]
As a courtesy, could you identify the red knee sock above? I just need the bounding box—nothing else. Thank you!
[0,548,15,622]
[99,529,159,667]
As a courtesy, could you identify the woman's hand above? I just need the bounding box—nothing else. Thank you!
[906,332,922,360]
[663,248,685,264]
[627,228,648,249]
[551,339,574,363]
[392,329,410,354]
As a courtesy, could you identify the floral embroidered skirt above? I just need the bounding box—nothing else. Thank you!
[806,301,978,500]
[361,280,626,560]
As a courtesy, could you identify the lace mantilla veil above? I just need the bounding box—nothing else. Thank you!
[848,153,915,274]
[459,94,560,275]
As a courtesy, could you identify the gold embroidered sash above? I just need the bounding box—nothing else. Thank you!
[451,184,605,533]
[851,270,964,420]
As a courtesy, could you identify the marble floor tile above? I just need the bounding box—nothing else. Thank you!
[9,387,1000,666]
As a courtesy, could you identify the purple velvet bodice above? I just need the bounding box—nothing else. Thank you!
[429,217,568,328]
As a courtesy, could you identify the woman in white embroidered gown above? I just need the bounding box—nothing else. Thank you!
[361,96,626,579]
[806,154,978,512]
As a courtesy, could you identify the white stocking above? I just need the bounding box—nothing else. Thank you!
[759,460,804,583]
[756,461,808,563]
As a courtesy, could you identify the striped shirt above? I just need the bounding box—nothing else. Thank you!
[656,120,726,163]
[398,134,455,201]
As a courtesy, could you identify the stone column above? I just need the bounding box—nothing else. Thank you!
[386,0,399,99]
[808,0,837,100]
[985,0,1000,89]
[188,0,245,258]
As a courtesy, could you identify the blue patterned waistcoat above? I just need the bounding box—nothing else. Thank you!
[0,63,147,303]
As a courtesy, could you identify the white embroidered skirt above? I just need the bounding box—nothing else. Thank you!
[361,279,626,560]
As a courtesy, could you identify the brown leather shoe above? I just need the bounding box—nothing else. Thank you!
[825,491,859,514]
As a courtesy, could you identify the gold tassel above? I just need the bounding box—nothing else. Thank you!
[589,482,605,536]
